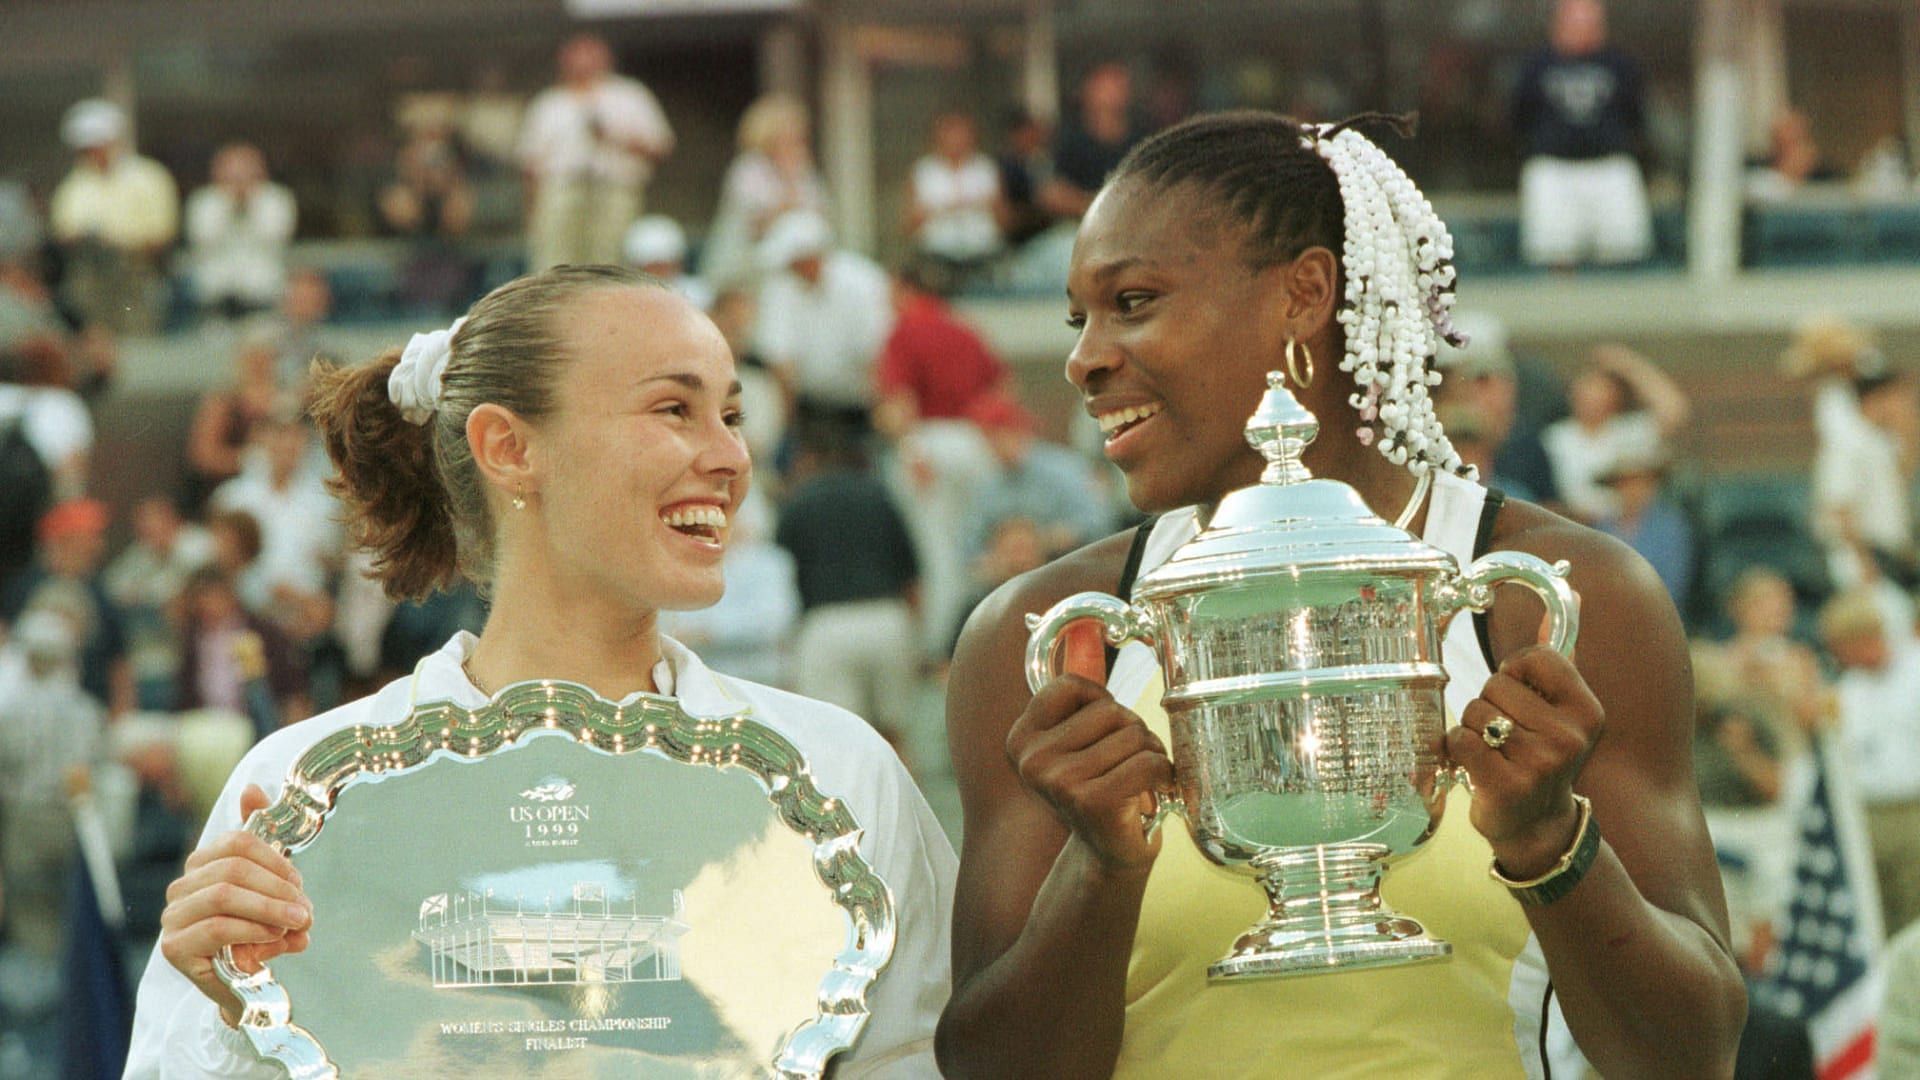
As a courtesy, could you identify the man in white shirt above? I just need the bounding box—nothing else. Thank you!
[209,414,342,621]
[1820,589,1920,936]
[518,35,674,270]
[1812,371,1917,588]
[185,142,297,319]
[753,211,893,433]
[49,99,179,333]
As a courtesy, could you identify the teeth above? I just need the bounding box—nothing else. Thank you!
[1096,402,1162,434]
[662,505,727,530]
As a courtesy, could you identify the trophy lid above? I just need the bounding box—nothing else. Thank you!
[1134,372,1455,599]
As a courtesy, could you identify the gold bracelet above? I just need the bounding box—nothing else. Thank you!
[1488,794,1599,906]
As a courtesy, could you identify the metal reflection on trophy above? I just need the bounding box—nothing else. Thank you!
[1026,371,1578,981]
[214,681,894,1078]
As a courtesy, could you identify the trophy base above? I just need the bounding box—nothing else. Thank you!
[1207,843,1452,982]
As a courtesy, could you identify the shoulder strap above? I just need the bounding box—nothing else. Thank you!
[1105,516,1161,675]
[1471,486,1507,671]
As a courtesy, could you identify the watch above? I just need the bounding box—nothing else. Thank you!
[1489,794,1600,907]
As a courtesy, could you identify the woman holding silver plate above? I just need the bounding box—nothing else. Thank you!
[127,265,957,1077]
[937,112,1744,1078]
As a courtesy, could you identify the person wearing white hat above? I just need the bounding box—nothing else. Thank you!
[49,98,179,334]
[751,210,892,436]
[622,214,713,311]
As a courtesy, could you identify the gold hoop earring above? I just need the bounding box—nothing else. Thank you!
[1286,338,1315,389]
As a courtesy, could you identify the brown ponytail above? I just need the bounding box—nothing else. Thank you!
[308,264,660,602]
[309,348,459,601]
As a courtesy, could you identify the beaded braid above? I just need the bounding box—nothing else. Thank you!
[1306,122,1473,479]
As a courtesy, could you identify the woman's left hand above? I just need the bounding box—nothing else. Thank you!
[1446,643,1607,879]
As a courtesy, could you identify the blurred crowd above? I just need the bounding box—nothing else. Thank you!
[3,1,1920,1073]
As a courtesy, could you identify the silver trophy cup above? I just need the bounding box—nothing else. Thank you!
[1026,372,1578,981]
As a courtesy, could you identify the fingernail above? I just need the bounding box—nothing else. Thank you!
[286,903,308,925]
[290,868,303,887]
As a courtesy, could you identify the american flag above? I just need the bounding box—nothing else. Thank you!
[1758,736,1886,1079]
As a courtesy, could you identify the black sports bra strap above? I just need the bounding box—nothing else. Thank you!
[1106,516,1162,676]
[1472,486,1507,671]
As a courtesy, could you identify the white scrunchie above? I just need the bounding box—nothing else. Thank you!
[388,316,467,425]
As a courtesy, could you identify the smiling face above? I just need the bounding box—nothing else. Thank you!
[1066,179,1297,512]
[524,287,750,614]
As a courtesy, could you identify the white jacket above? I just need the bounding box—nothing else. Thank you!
[125,631,955,1077]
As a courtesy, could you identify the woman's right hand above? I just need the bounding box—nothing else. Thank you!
[1003,624,1174,876]
[159,783,313,1027]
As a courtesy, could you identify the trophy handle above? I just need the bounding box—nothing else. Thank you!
[1022,591,1157,693]
[1145,789,1186,839]
[1442,551,1580,658]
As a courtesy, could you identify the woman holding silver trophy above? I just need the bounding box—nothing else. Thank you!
[938,112,1744,1078]
[127,266,957,1077]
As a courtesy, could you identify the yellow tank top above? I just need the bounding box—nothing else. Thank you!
[1112,477,1557,1078]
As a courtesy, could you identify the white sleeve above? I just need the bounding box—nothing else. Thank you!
[834,744,958,1079]
[516,93,560,170]
[184,189,226,249]
[617,81,674,157]
[255,186,298,245]
[754,280,799,364]
[24,389,92,464]
[124,744,298,1079]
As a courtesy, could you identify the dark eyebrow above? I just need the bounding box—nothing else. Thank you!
[641,373,744,396]
[1066,256,1150,306]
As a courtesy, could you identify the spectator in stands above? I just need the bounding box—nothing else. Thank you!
[906,111,1004,293]
[753,211,892,439]
[659,488,800,688]
[183,323,286,515]
[873,265,1008,436]
[0,610,105,963]
[104,497,214,710]
[968,392,1112,563]
[378,122,477,314]
[1813,369,1917,591]
[1779,315,1916,590]
[1434,311,1559,503]
[185,142,297,321]
[623,215,713,310]
[518,34,674,271]
[208,409,342,628]
[203,509,265,599]
[996,108,1053,249]
[703,95,828,291]
[271,268,338,388]
[0,334,92,505]
[1041,62,1148,224]
[0,498,132,717]
[1707,567,1832,751]
[48,98,179,333]
[706,288,785,470]
[1745,109,1835,204]
[1594,447,1693,606]
[173,566,308,729]
[1511,0,1652,267]
[1541,345,1688,523]
[776,419,920,748]
[1819,588,1920,935]
[872,266,1008,655]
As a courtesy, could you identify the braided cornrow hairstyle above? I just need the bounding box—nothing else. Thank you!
[1110,109,1473,479]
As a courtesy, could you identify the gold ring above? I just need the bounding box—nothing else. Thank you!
[1482,715,1515,749]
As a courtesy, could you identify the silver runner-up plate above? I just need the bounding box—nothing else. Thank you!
[214,678,895,1079]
